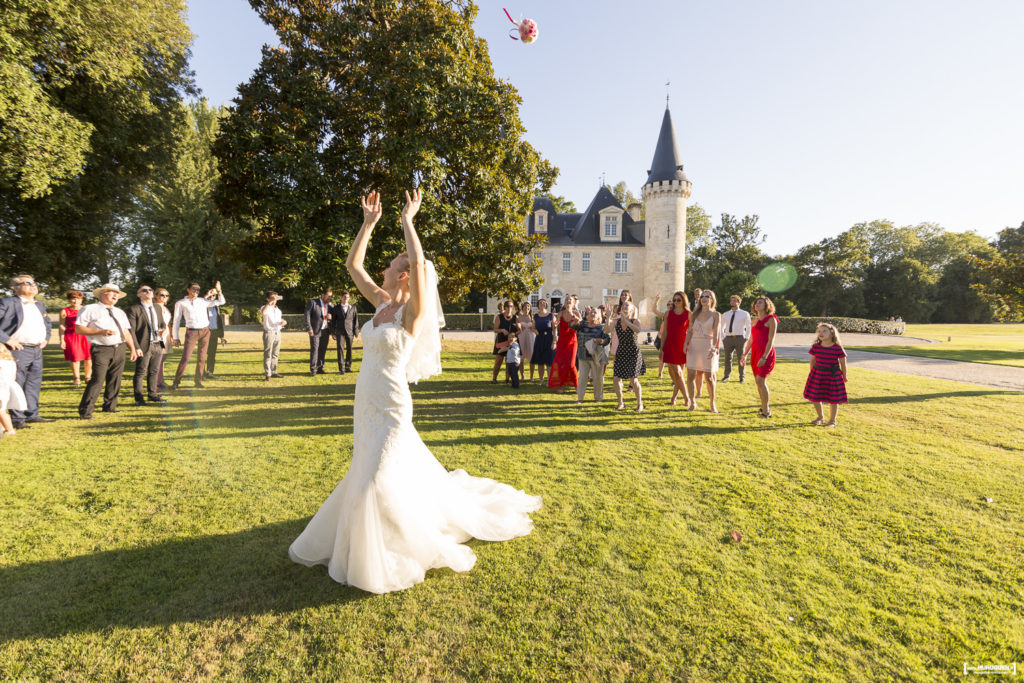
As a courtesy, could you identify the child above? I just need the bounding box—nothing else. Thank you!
[505,332,521,388]
[803,323,848,426]
[0,344,28,436]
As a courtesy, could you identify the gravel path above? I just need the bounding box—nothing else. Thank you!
[442,330,1024,392]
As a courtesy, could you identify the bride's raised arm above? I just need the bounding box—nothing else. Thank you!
[346,191,389,306]
[400,188,429,338]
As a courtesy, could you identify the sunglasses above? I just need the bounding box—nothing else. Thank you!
[14,281,37,287]
[672,298,683,302]
[139,288,153,293]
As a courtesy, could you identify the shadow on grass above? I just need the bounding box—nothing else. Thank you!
[0,519,372,643]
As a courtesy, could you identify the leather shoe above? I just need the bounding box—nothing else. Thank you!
[148,396,167,403]
[12,421,28,430]
[26,417,55,423]
[102,408,119,413]
[194,382,204,388]
[205,373,218,380]
[79,414,93,420]
[134,400,147,406]
[265,375,272,381]
[272,373,283,378]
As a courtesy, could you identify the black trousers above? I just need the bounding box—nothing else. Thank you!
[79,343,126,416]
[309,329,331,373]
[134,343,164,401]
[206,331,219,374]
[336,333,354,372]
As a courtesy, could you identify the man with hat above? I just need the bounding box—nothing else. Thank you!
[0,273,54,428]
[76,283,139,418]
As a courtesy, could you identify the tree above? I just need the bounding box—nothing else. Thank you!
[687,213,768,289]
[711,270,758,311]
[538,193,577,214]
[685,203,712,249]
[214,0,554,300]
[790,230,869,317]
[0,0,193,288]
[971,223,1024,321]
[608,181,640,210]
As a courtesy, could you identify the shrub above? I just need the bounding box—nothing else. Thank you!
[777,317,905,335]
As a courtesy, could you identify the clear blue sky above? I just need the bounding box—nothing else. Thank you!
[187,0,1024,256]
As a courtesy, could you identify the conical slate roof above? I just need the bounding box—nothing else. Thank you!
[644,107,688,185]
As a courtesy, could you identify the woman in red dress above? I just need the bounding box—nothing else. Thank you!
[59,290,92,385]
[547,295,580,392]
[658,290,691,406]
[742,296,778,418]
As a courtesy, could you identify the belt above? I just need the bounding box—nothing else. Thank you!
[726,335,745,338]
[16,342,43,348]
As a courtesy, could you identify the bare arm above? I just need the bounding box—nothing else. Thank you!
[399,189,429,337]
[345,191,389,306]
[711,312,722,351]
[839,355,848,381]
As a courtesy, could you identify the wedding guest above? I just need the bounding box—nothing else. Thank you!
[531,299,555,384]
[691,288,703,312]
[0,343,27,437]
[743,296,778,418]
[656,295,674,378]
[59,290,92,385]
[505,331,521,389]
[126,285,168,406]
[720,294,751,383]
[331,291,359,374]
[548,294,580,392]
[804,322,848,426]
[304,287,333,376]
[261,291,286,380]
[572,307,610,404]
[154,289,172,390]
[204,288,224,379]
[610,291,645,411]
[171,280,225,389]
[516,301,536,381]
[491,300,518,383]
[658,291,691,407]
[0,274,53,429]
[76,283,139,418]
[684,290,721,412]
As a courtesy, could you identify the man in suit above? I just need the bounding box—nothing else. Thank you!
[331,291,359,374]
[203,288,224,379]
[304,287,333,376]
[126,284,168,405]
[0,273,54,428]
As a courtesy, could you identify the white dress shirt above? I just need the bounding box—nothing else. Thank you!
[262,305,283,332]
[8,297,48,345]
[77,303,132,346]
[721,308,752,339]
[172,292,226,341]
[142,303,161,343]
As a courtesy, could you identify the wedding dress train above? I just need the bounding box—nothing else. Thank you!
[289,302,541,594]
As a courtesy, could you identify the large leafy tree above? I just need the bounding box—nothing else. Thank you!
[0,0,193,288]
[971,223,1024,321]
[214,0,554,299]
[687,212,767,289]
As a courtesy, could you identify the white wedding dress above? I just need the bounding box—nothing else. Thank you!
[289,301,542,594]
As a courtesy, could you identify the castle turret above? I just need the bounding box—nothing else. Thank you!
[641,105,691,324]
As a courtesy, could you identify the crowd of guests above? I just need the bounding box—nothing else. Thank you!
[491,287,849,425]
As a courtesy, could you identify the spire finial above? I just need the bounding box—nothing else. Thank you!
[665,79,671,107]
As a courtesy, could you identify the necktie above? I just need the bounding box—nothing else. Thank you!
[107,307,126,343]
[148,305,158,342]
[728,311,735,333]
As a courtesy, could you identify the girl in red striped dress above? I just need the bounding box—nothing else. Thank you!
[804,323,848,426]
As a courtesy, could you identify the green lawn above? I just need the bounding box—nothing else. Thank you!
[849,323,1024,367]
[1,332,1022,680]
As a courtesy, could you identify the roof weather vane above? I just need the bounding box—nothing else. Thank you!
[665,80,671,106]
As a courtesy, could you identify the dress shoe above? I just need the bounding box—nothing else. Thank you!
[102,408,119,413]
[194,382,204,388]
[148,396,167,403]
[205,373,218,380]
[134,400,148,406]
[12,421,28,430]
[79,414,93,420]
[169,383,179,391]
[26,417,55,423]
[265,375,272,381]
[310,371,316,377]
[272,373,283,378]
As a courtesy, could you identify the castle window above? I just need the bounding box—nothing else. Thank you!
[604,215,618,238]
[534,209,548,233]
[614,252,628,274]
[562,252,571,272]
[582,252,591,272]
[664,262,670,273]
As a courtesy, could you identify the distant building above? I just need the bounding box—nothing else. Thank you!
[498,105,692,327]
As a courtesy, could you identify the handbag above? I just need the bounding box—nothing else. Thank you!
[495,340,510,350]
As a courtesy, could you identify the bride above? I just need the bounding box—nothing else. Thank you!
[289,188,542,593]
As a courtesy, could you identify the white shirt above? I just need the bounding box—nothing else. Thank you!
[172,293,226,341]
[8,297,48,345]
[142,303,161,342]
[721,308,752,339]
[77,303,132,346]
[262,305,283,332]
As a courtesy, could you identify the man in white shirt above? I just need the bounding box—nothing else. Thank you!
[720,294,751,383]
[0,273,54,428]
[76,283,140,418]
[170,280,225,389]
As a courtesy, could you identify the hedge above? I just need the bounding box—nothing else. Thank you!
[776,317,905,335]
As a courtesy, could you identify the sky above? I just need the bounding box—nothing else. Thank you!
[187,0,1024,256]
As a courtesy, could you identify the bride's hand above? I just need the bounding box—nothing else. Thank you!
[401,188,422,221]
[361,191,382,224]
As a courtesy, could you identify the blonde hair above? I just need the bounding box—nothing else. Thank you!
[0,344,13,361]
[694,289,717,315]
[815,323,842,346]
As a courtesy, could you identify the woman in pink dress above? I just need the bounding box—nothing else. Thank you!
[683,290,722,412]
[743,296,779,418]
[59,290,92,385]
[658,291,690,406]
[516,301,536,381]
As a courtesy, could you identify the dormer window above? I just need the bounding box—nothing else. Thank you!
[604,215,618,238]
[534,209,548,233]
[598,207,624,243]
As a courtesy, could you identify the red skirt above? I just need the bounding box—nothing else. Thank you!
[548,336,578,389]
[63,332,91,362]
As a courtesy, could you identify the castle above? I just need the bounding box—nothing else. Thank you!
[519,104,692,327]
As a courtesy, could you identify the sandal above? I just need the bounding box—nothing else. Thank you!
[810,418,823,426]
[823,421,837,427]
[635,403,644,412]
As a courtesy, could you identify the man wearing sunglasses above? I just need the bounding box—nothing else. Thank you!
[0,274,54,428]
[126,285,168,405]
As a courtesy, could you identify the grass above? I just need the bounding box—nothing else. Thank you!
[1,331,1023,680]
[848,323,1024,367]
